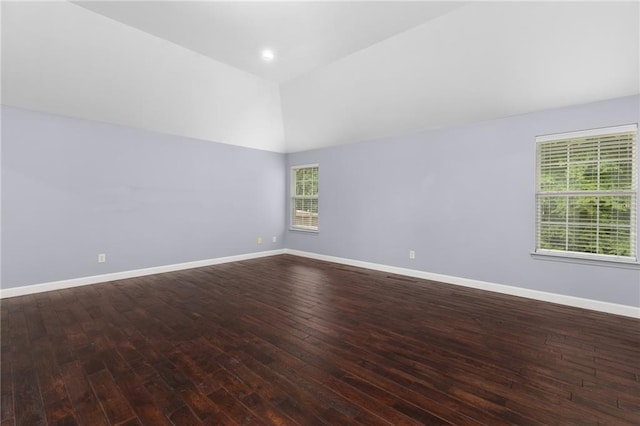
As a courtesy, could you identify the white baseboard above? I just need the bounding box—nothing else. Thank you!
[0,249,285,299]
[284,249,640,319]
[3,248,637,319]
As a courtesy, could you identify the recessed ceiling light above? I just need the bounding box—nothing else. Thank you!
[261,49,275,62]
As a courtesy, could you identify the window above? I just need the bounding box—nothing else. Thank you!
[535,124,637,262]
[291,165,319,231]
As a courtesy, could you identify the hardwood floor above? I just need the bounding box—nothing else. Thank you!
[1,254,639,425]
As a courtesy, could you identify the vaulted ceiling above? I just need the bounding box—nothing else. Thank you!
[74,1,466,84]
[2,1,638,152]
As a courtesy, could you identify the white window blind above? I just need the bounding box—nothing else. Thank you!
[291,165,318,230]
[535,124,637,261]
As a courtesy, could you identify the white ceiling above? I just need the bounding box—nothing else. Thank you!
[74,1,465,83]
[2,1,638,153]
[2,1,286,152]
[281,1,640,151]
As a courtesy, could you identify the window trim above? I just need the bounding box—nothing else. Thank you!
[533,124,639,265]
[290,164,319,232]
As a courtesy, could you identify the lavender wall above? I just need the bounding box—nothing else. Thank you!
[286,96,640,307]
[3,97,639,307]
[1,107,286,288]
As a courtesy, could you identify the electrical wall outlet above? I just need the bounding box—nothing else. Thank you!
[272,236,277,243]
[257,237,263,245]
[98,253,106,263]
[409,250,415,259]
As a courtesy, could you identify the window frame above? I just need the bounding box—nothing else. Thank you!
[533,124,638,264]
[290,164,319,232]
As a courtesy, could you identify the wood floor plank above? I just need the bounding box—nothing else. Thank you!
[10,305,47,426]
[29,330,78,426]
[2,254,639,425]
[208,360,307,425]
[142,376,184,417]
[13,367,47,426]
[112,373,170,426]
[0,321,14,422]
[167,405,201,425]
[88,370,137,424]
[207,387,265,425]
[59,361,109,426]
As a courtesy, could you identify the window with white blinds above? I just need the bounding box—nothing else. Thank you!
[535,124,637,261]
[291,165,319,231]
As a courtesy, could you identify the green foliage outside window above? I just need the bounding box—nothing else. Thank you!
[295,167,319,197]
[292,166,319,229]
[537,133,636,258]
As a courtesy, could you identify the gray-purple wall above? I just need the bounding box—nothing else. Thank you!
[1,106,286,288]
[286,95,640,307]
[3,97,640,308]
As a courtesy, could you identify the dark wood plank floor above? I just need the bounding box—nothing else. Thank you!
[1,254,639,425]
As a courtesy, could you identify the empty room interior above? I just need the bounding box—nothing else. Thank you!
[2,1,640,425]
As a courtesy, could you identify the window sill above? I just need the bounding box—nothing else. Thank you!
[289,227,319,234]
[531,250,640,269]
